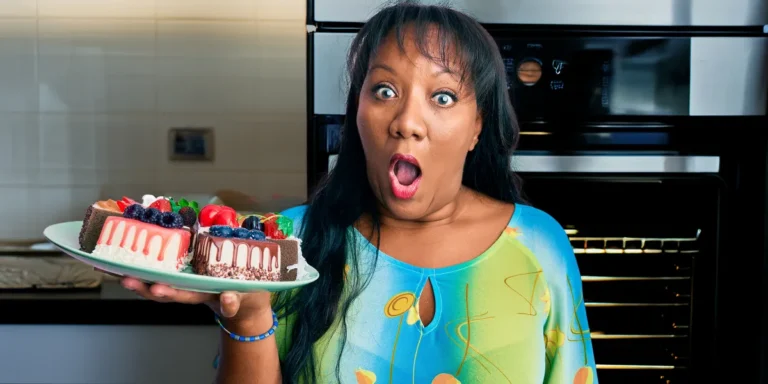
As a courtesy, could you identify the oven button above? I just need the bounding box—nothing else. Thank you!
[517,58,542,86]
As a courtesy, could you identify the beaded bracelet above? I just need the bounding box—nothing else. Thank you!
[214,311,279,342]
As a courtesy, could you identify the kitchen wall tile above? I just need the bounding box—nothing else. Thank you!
[0,20,37,55]
[38,113,98,170]
[0,0,37,18]
[38,56,156,113]
[0,186,33,239]
[38,19,155,56]
[156,0,255,20]
[253,21,305,60]
[94,114,161,171]
[156,75,256,113]
[0,113,40,185]
[155,114,305,173]
[38,0,156,19]
[0,21,37,113]
[37,185,102,228]
[157,20,259,58]
[253,0,306,21]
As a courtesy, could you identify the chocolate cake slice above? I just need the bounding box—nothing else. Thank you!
[78,200,122,253]
[267,237,300,281]
[193,232,285,281]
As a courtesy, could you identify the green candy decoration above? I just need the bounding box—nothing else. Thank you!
[275,215,294,237]
[168,197,200,215]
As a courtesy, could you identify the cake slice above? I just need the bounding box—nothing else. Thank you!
[193,231,284,281]
[78,200,123,253]
[92,205,192,272]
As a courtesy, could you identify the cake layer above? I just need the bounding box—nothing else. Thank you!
[93,216,191,272]
[79,202,122,253]
[193,233,282,281]
[267,237,300,281]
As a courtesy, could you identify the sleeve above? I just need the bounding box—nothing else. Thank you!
[533,211,598,384]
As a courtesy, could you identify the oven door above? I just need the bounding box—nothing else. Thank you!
[519,174,721,384]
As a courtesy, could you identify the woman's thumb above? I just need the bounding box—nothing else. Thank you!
[219,292,241,318]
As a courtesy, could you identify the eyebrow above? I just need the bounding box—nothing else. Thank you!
[369,63,458,79]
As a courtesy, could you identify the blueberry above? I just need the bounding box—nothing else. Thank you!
[247,229,266,241]
[178,207,197,228]
[123,204,145,220]
[209,225,233,238]
[159,212,184,229]
[140,207,162,225]
[232,227,251,239]
[241,216,263,231]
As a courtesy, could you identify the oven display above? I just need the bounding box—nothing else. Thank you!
[496,37,692,121]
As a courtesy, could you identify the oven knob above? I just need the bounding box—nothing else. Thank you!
[517,58,542,86]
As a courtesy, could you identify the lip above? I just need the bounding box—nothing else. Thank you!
[388,153,422,200]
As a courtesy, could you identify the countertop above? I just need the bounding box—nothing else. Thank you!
[0,278,214,325]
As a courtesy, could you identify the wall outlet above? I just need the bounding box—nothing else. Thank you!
[168,127,214,162]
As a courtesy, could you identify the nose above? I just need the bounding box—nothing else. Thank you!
[388,93,426,140]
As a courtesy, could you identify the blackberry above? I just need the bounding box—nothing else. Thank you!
[159,212,184,229]
[178,207,197,228]
[247,229,266,241]
[140,207,162,225]
[209,225,233,238]
[123,204,145,220]
[241,216,263,231]
[232,228,250,239]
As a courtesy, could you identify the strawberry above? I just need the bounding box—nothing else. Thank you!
[116,196,137,212]
[149,199,172,212]
[199,205,222,227]
[212,209,238,227]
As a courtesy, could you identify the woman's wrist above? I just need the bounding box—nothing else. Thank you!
[220,308,275,336]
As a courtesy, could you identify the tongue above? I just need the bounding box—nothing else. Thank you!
[394,160,419,186]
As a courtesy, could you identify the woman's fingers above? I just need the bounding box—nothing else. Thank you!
[120,277,214,304]
[219,292,242,318]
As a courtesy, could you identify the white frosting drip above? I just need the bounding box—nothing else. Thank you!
[92,219,186,272]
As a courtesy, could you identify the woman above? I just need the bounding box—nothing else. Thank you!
[122,2,597,383]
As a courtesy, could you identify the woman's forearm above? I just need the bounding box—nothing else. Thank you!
[215,309,282,384]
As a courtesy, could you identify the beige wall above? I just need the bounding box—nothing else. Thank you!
[0,0,307,240]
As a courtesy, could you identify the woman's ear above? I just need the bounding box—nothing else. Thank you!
[469,114,482,151]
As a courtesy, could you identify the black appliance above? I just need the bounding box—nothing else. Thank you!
[306,1,768,382]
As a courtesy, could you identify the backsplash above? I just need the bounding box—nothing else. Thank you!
[0,0,307,240]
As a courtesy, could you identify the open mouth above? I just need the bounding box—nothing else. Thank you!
[388,154,422,200]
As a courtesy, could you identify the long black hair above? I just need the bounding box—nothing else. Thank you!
[272,1,524,382]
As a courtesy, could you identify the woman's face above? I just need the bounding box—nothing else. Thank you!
[356,29,482,220]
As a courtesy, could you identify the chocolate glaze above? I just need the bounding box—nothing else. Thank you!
[193,233,281,280]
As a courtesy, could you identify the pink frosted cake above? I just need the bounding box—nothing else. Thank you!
[92,205,192,272]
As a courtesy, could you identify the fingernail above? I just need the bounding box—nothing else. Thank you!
[221,294,233,304]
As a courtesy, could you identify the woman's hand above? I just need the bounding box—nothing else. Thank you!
[120,276,273,322]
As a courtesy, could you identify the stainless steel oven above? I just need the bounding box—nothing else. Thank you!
[305,1,768,382]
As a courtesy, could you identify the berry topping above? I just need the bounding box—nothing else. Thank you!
[159,212,184,229]
[178,207,197,228]
[116,196,137,212]
[212,209,238,227]
[209,225,234,238]
[149,199,172,213]
[247,229,266,241]
[199,204,236,227]
[232,228,251,239]
[123,204,145,220]
[241,216,263,231]
[261,213,291,239]
[140,207,162,225]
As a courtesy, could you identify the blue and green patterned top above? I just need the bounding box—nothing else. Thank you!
[268,204,597,384]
